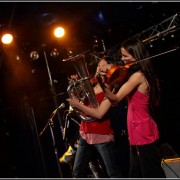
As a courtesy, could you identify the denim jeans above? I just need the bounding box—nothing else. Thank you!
[73,136,123,178]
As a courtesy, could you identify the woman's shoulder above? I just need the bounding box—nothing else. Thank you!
[129,71,144,81]
[132,71,149,93]
[127,71,147,90]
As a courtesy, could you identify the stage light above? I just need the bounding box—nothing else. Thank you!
[15,55,22,62]
[54,27,65,38]
[68,50,73,56]
[30,51,39,60]
[149,44,153,48]
[1,33,13,44]
[50,48,59,58]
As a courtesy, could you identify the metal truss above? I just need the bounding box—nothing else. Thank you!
[132,13,180,43]
[89,13,180,64]
[98,13,180,63]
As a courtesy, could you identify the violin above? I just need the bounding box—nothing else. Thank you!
[91,46,178,88]
[97,46,179,87]
[105,62,136,86]
[89,62,135,89]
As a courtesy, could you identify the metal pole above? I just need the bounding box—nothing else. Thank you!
[48,118,63,178]
[101,39,106,52]
[42,47,64,134]
[23,96,48,177]
[42,45,64,178]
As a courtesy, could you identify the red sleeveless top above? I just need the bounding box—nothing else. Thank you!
[80,92,114,135]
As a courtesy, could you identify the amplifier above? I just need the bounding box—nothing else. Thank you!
[161,158,180,178]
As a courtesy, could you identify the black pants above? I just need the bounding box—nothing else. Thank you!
[129,141,166,178]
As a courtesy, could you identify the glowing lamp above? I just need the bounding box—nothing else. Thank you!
[1,33,13,44]
[54,27,65,38]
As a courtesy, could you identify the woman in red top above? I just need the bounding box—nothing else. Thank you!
[99,38,166,178]
[67,58,123,178]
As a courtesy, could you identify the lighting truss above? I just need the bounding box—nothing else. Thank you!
[132,13,180,43]
[89,13,180,64]
[98,13,180,61]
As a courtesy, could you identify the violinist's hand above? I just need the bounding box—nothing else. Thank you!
[71,74,79,80]
[68,74,79,81]
[99,63,114,76]
[66,93,82,109]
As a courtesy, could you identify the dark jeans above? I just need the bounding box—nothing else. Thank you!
[73,136,123,178]
[129,141,166,178]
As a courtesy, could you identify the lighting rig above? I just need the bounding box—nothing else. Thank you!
[94,13,180,64]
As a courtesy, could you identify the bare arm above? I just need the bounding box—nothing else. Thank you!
[104,72,143,103]
[67,95,112,119]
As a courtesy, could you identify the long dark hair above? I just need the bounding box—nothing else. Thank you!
[121,38,160,107]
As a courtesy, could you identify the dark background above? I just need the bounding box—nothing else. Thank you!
[0,1,180,178]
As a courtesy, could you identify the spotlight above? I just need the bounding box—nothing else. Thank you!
[30,51,39,60]
[54,27,65,38]
[149,44,153,48]
[1,33,13,45]
[15,55,22,62]
[31,69,36,74]
[50,48,59,58]
[67,49,74,57]
[93,36,99,44]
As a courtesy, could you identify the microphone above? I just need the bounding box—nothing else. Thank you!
[39,102,66,136]
[57,103,65,110]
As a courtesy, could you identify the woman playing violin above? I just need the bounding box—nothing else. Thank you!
[99,38,166,178]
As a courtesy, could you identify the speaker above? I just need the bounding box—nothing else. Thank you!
[161,158,180,178]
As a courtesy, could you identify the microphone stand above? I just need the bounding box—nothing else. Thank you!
[41,44,64,177]
[39,104,65,137]
[42,45,64,134]
[39,104,64,178]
